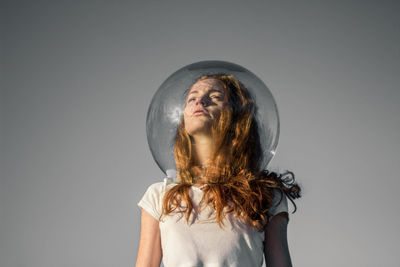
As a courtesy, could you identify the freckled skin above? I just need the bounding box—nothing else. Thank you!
[183,78,230,137]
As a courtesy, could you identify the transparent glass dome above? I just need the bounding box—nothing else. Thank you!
[146,60,279,177]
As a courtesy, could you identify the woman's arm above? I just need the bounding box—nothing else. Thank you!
[263,212,292,267]
[135,208,162,267]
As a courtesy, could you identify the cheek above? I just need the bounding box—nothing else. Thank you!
[183,113,189,124]
[212,106,230,120]
[183,109,193,125]
[209,109,222,120]
[183,107,190,118]
[183,104,193,113]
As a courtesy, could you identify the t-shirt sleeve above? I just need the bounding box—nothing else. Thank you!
[267,189,289,221]
[137,182,164,221]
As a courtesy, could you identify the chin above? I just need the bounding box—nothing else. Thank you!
[185,126,212,137]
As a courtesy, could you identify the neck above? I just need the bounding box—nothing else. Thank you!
[191,134,213,168]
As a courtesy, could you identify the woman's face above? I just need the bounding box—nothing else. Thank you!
[183,78,230,137]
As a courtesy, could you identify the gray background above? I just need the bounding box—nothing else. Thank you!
[1,1,399,266]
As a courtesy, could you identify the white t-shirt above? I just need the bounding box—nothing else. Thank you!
[137,177,288,267]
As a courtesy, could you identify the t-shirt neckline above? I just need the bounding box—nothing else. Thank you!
[168,180,205,192]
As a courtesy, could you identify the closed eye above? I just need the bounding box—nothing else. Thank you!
[211,95,223,100]
[187,94,223,103]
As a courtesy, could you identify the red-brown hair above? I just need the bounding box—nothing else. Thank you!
[162,74,301,230]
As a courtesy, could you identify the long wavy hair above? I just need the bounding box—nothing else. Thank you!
[162,74,301,231]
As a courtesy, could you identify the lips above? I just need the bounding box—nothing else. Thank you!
[193,109,207,115]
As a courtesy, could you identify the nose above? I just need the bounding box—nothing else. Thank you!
[194,95,209,106]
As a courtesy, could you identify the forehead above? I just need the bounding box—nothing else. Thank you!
[188,78,225,94]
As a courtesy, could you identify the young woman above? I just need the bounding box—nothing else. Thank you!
[136,74,301,267]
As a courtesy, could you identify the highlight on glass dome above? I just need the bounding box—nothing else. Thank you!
[146,60,280,178]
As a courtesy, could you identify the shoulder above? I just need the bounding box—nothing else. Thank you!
[270,188,286,203]
[267,188,289,221]
[137,181,170,221]
[145,181,165,193]
[142,178,177,197]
